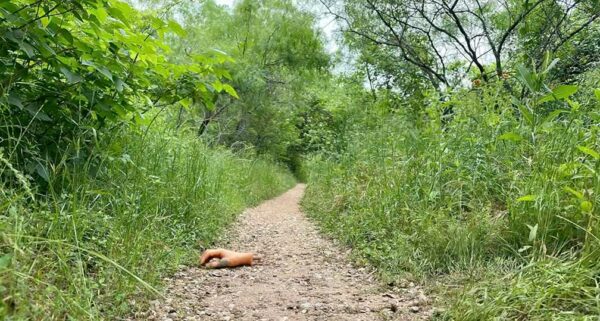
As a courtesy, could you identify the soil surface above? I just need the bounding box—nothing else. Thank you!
[135,184,431,321]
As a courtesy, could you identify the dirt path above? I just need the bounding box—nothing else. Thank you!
[137,184,431,321]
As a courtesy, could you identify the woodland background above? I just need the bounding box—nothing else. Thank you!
[1,0,599,319]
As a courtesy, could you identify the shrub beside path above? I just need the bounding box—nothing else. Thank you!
[135,184,431,320]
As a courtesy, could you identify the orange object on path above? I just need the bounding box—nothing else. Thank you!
[200,249,257,269]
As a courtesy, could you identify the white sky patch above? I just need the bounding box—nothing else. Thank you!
[292,1,340,55]
[315,7,339,54]
[214,0,235,7]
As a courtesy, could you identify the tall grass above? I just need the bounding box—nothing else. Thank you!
[0,118,295,320]
[302,82,600,319]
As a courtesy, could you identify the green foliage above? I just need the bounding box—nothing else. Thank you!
[517,2,600,82]
[157,0,330,164]
[302,78,600,318]
[2,0,599,319]
[444,258,600,320]
[0,122,295,319]
[0,0,236,182]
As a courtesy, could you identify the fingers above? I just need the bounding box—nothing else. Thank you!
[200,249,225,265]
[205,259,230,269]
[200,249,255,268]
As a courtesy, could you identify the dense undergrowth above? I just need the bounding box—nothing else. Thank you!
[0,122,295,319]
[302,80,600,319]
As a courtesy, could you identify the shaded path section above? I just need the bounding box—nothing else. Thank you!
[137,184,430,321]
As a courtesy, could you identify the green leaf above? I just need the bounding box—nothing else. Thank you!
[58,28,74,44]
[222,84,239,99]
[567,98,580,111]
[538,85,578,103]
[212,80,223,92]
[541,52,551,71]
[541,109,566,125]
[563,187,583,199]
[114,77,124,93]
[518,24,528,37]
[204,99,215,112]
[59,67,83,84]
[594,89,600,101]
[95,66,113,81]
[168,20,186,37]
[7,93,23,108]
[516,64,538,92]
[91,7,108,24]
[34,112,53,121]
[40,16,50,27]
[0,2,20,13]
[517,104,534,126]
[25,105,52,121]
[179,97,192,109]
[577,146,599,160]
[108,2,135,26]
[18,41,36,58]
[498,132,522,142]
[0,254,12,269]
[35,163,50,182]
[543,58,559,74]
[527,224,538,242]
[581,201,593,213]
[517,195,537,202]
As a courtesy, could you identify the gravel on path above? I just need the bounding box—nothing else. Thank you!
[134,184,431,321]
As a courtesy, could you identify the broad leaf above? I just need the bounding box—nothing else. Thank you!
[212,80,224,92]
[25,106,52,121]
[179,97,192,109]
[168,20,186,37]
[114,77,125,93]
[516,64,538,92]
[95,66,113,81]
[541,109,566,125]
[7,93,23,108]
[18,41,36,58]
[60,67,83,84]
[222,84,239,99]
[538,85,578,103]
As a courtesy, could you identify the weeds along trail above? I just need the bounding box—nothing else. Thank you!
[1,127,296,320]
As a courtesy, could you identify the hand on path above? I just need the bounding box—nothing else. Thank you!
[200,249,257,269]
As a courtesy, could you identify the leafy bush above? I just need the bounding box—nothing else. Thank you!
[0,0,234,183]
